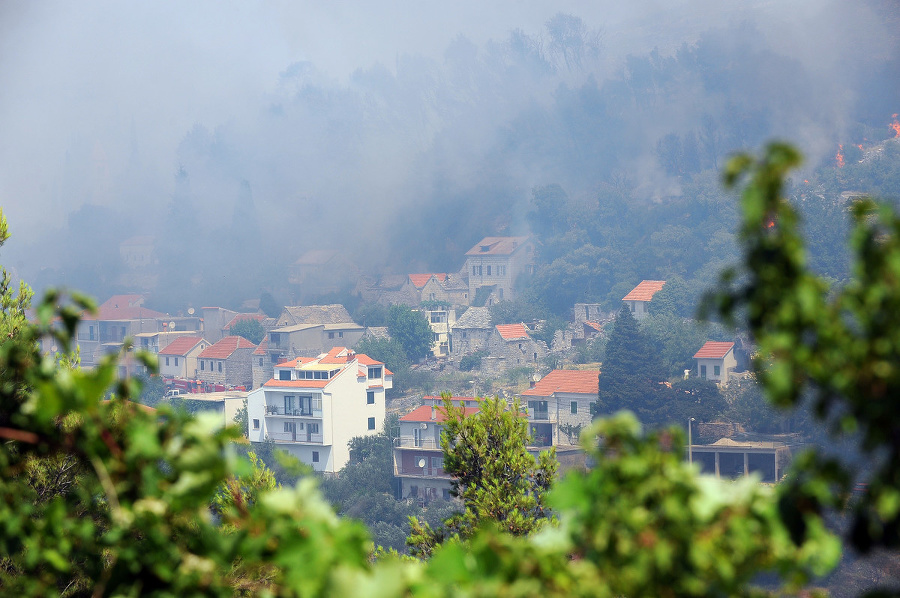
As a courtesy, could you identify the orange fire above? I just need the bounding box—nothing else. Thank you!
[804,179,809,184]
[858,144,863,150]
[836,144,845,168]
[891,114,900,138]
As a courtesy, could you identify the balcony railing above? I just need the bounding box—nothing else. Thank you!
[527,410,554,421]
[269,431,324,444]
[265,405,323,418]
[394,437,441,449]
[394,465,448,478]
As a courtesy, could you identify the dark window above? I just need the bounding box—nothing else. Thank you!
[487,265,492,276]
[218,362,222,372]
[368,417,376,430]
[368,367,382,379]
[201,361,205,371]
[700,365,707,377]
[571,401,578,414]
[442,488,451,500]
[312,451,319,463]
[259,358,263,366]
[328,332,335,339]
[367,390,375,404]
[165,357,170,366]
[252,419,259,430]
[279,370,291,381]
[714,365,721,376]
[174,357,179,366]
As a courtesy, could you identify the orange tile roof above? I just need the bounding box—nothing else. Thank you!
[623,280,666,302]
[401,405,481,423]
[275,357,315,368]
[496,323,530,340]
[224,313,265,330]
[408,273,447,288]
[423,395,479,403]
[522,369,599,396]
[465,236,531,256]
[355,353,385,367]
[318,346,352,364]
[263,379,330,388]
[198,336,256,360]
[253,338,268,355]
[693,341,735,360]
[584,321,604,333]
[159,336,206,356]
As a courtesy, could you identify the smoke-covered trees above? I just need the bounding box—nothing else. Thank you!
[387,304,433,362]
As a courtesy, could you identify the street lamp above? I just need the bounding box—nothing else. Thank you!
[688,417,696,465]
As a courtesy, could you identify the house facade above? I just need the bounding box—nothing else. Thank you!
[195,336,256,389]
[158,336,210,379]
[247,347,390,472]
[464,236,536,303]
[622,280,666,320]
[450,306,492,359]
[520,369,599,447]
[484,323,547,371]
[693,341,737,385]
[393,396,480,503]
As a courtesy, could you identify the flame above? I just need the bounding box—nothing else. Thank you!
[858,144,863,150]
[767,219,775,229]
[804,179,809,184]
[891,114,900,138]
[836,144,845,168]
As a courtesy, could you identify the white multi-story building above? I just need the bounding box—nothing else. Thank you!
[246,346,391,473]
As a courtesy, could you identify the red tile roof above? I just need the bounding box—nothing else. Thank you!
[465,236,531,256]
[408,273,447,288]
[401,405,481,423]
[86,294,168,321]
[318,346,352,364]
[158,336,206,356]
[496,323,530,340]
[275,357,315,368]
[355,353,385,367]
[693,341,735,360]
[224,313,265,330]
[623,280,666,302]
[584,321,604,333]
[263,379,330,388]
[253,338,268,355]
[198,336,256,359]
[522,369,599,396]
[423,395,479,403]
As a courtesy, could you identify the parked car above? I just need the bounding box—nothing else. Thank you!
[164,389,184,399]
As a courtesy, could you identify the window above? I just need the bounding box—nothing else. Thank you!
[252,419,259,430]
[714,365,721,376]
[499,265,506,276]
[312,451,319,463]
[165,357,170,366]
[700,365,707,377]
[472,266,477,276]
[431,456,443,469]
[368,366,382,379]
[478,265,483,275]
[367,390,375,405]
[368,417,376,430]
[175,357,179,366]
[283,422,294,432]
[279,370,291,381]
[442,488,451,500]
[284,395,295,413]
[338,331,343,338]
[259,358,263,366]
[571,401,578,414]
[499,287,504,299]
[308,423,319,434]
[201,361,205,371]
[487,265,492,276]
[328,332,335,339]
[218,362,222,372]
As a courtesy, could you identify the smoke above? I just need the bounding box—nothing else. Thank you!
[0,0,895,307]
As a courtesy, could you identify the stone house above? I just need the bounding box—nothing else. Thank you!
[622,280,666,320]
[485,323,547,369]
[693,341,738,385]
[450,307,492,359]
[465,236,536,303]
[196,335,256,389]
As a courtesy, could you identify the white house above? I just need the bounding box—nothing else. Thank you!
[246,346,390,473]
[693,341,737,384]
[622,280,666,320]
[158,336,210,379]
[465,236,536,303]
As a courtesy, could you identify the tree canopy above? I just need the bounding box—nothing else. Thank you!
[228,318,266,345]
[387,304,433,362]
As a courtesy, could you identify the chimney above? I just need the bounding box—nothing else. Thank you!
[431,406,436,420]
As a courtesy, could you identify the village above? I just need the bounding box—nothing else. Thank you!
[56,233,800,506]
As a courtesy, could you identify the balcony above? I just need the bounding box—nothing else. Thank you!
[269,431,324,444]
[394,437,441,450]
[526,409,556,422]
[265,405,323,418]
[394,464,448,478]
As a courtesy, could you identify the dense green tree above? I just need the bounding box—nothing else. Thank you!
[387,304,433,362]
[407,396,557,557]
[228,318,266,344]
[593,306,667,421]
